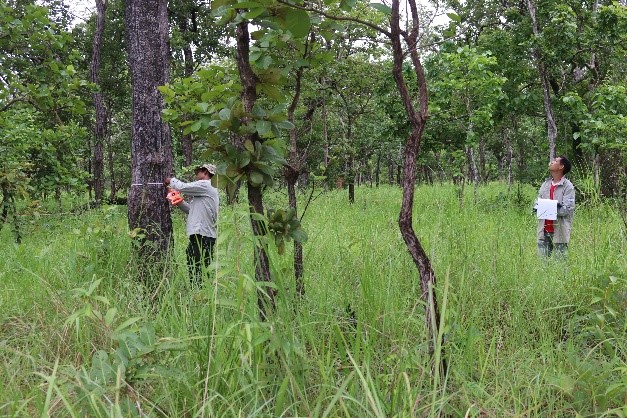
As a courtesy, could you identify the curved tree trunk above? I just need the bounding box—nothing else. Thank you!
[90,0,108,204]
[126,0,173,265]
[390,0,441,353]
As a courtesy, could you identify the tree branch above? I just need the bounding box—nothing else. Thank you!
[276,0,391,38]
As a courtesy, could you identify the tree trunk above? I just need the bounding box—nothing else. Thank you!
[126,0,173,264]
[107,132,117,201]
[479,138,487,182]
[599,149,622,198]
[504,127,513,194]
[348,157,355,204]
[235,20,275,317]
[286,55,307,296]
[466,145,479,204]
[527,0,557,161]
[248,184,274,318]
[90,0,108,205]
[391,0,441,354]
[375,152,381,186]
[180,15,194,166]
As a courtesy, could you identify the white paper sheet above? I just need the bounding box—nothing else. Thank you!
[536,198,558,220]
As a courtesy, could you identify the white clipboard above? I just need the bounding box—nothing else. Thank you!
[537,199,558,220]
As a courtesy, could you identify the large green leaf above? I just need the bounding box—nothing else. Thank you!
[284,9,310,38]
[369,3,391,15]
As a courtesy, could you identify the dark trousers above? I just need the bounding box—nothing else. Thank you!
[186,234,215,286]
[537,232,568,259]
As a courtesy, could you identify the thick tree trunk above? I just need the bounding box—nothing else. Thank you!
[236,20,275,317]
[527,0,557,161]
[90,0,108,204]
[391,0,441,353]
[126,0,173,263]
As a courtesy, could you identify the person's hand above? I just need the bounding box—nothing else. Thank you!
[164,177,171,187]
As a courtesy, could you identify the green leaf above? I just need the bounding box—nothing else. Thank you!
[291,229,308,243]
[256,120,272,136]
[219,107,231,120]
[369,3,392,14]
[275,120,294,130]
[249,170,264,186]
[90,350,114,384]
[104,308,117,327]
[447,12,461,22]
[284,8,310,38]
[190,120,202,132]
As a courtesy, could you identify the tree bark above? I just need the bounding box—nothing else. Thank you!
[90,0,108,204]
[286,49,308,297]
[527,0,557,161]
[235,20,275,317]
[107,131,117,201]
[375,152,380,186]
[390,0,441,352]
[126,0,173,264]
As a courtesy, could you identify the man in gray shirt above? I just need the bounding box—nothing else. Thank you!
[165,163,219,285]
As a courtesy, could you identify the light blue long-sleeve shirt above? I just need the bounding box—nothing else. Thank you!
[170,177,219,238]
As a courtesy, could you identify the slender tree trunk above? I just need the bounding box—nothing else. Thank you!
[180,15,194,166]
[504,127,513,194]
[286,55,308,296]
[235,20,275,317]
[107,131,117,201]
[91,0,108,205]
[126,0,173,264]
[527,0,557,161]
[479,138,487,182]
[348,156,355,204]
[466,145,479,204]
[375,152,381,186]
[391,0,441,354]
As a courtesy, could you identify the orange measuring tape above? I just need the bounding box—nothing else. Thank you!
[166,189,183,205]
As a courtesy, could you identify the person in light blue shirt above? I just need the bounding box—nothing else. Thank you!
[165,163,219,285]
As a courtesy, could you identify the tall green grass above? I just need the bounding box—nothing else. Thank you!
[1,183,625,417]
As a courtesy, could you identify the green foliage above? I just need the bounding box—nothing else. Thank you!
[160,67,292,192]
[61,278,187,415]
[563,84,627,151]
[266,207,307,254]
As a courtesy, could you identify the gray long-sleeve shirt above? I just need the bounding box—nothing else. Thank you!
[534,177,575,243]
[169,177,219,238]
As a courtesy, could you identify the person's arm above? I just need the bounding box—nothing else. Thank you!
[177,200,190,214]
[558,183,575,217]
[169,177,211,196]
